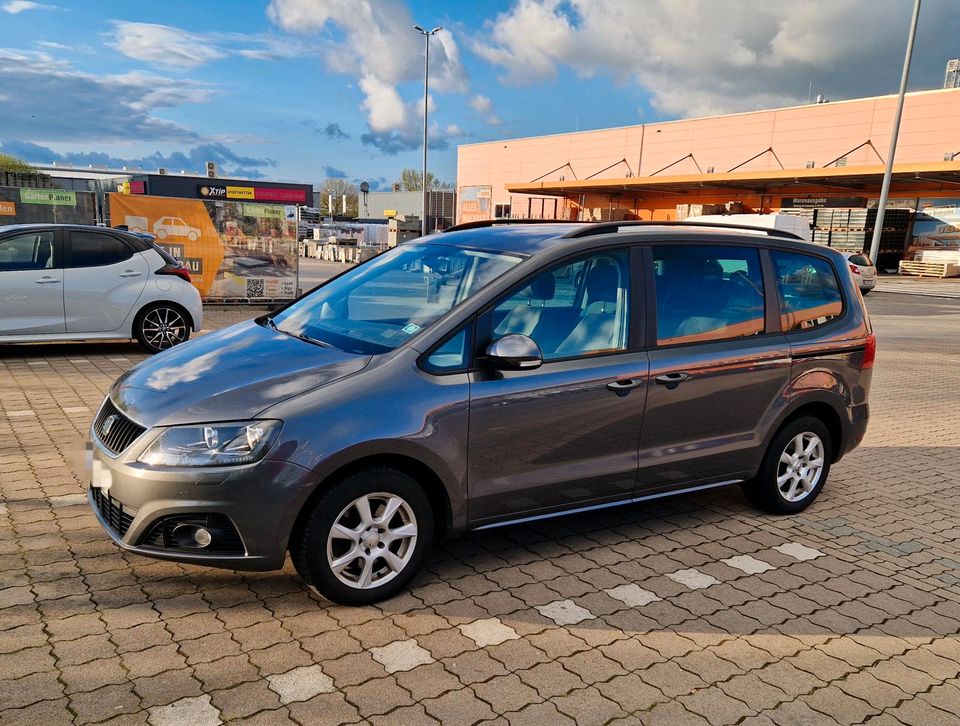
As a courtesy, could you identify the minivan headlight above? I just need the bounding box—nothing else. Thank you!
[138,420,281,467]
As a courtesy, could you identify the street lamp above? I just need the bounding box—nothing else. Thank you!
[413,24,442,237]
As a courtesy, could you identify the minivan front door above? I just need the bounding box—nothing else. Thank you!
[638,244,791,491]
[467,248,649,525]
[0,229,65,335]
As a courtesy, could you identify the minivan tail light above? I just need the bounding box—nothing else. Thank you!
[860,333,876,370]
[849,263,861,275]
[156,263,191,283]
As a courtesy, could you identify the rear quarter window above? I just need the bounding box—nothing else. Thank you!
[771,251,843,332]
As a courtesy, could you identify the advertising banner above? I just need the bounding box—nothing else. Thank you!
[911,198,960,250]
[0,185,95,224]
[458,185,492,224]
[109,193,298,301]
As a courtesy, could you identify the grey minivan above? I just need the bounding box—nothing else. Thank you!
[89,220,874,604]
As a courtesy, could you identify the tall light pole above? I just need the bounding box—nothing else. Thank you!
[869,0,921,265]
[414,24,441,237]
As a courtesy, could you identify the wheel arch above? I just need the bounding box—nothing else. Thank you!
[290,452,455,552]
[768,397,845,464]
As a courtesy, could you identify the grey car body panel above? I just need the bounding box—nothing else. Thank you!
[90,223,873,571]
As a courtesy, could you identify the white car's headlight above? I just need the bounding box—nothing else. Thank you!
[138,420,281,467]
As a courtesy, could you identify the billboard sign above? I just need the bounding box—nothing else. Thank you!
[780,196,867,209]
[109,193,298,301]
[458,185,492,224]
[20,188,77,206]
[0,186,95,224]
[198,183,308,204]
[911,198,960,250]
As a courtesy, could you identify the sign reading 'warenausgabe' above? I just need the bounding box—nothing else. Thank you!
[20,189,77,206]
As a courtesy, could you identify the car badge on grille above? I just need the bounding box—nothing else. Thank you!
[102,414,118,437]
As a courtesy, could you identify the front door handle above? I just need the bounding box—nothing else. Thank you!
[119,270,143,277]
[35,276,61,284]
[654,372,690,389]
[606,378,644,396]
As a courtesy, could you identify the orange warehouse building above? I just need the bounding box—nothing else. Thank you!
[456,88,960,271]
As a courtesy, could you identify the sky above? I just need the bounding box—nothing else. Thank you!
[0,0,957,190]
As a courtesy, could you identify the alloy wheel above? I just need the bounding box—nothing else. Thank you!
[777,432,825,502]
[326,492,418,589]
[141,307,188,350]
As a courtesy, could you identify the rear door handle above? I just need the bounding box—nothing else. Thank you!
[119,270,143,277]
[606,378,644,396]
[35,276,61,284]
[654,372,690,389]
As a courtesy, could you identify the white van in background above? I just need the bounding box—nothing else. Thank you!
[685,214,812,242]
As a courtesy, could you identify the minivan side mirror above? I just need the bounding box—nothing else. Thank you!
[483,334,543,370]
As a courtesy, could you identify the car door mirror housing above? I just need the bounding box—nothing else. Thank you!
[483,334,543,370]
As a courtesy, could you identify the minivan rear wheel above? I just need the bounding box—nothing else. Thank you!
[745,416,832,514]
[291,468,433,605]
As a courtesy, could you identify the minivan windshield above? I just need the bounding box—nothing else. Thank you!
[270,243,522,354]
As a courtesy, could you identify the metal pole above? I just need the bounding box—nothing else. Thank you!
[869,0,921,265]
[421,33,430,237]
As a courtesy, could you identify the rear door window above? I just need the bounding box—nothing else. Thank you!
[848,254,871,267]
[771,251,843,332]
[69,231,133,268]
[652,245,765,346]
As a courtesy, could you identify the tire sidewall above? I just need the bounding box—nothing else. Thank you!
[297,469,434,605]
[754,416,832,514]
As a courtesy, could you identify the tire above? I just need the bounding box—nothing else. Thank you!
[860,288,871,296]
[134,303,191,354]
[744,416,832,514]
[291,468,433,605]
[188,231,198,241]
[156,228,167,240]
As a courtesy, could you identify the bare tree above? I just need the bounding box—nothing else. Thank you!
[397,168,453,192]
[317,178,359,217]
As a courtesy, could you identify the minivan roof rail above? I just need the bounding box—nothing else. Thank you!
[561,220,804,240]
[443,219,571,233]
[441,218,803,240]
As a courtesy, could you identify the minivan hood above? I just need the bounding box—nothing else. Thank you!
[112,320,370,427]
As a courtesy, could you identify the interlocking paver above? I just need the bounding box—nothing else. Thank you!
[266,665,335,704]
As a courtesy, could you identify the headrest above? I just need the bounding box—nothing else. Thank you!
[586,262,619,303]
[521,272,555,300]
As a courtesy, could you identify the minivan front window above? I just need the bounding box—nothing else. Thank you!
[271,243,522,354]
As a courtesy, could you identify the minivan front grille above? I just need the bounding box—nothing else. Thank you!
[93,398,146,455]
[91,487,136,537]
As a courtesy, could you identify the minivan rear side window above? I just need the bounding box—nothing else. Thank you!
[771,251,842,332]
[652,245,765,346]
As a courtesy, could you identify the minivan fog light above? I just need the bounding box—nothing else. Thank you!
[139,420,281,467]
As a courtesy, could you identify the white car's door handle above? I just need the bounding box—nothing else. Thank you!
[119,270,143,277]
[35,276,61,284]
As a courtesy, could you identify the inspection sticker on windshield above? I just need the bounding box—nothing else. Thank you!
[401,323,421,335]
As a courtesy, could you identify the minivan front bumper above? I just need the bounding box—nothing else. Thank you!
[87,436,316,571]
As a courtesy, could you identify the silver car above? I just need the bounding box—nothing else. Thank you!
[89,221,874,604]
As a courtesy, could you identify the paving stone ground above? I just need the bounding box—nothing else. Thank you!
[1,294,959,725]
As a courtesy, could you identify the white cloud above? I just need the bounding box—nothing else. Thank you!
[472,0,959,118]
[268,0,468,150]
[469,94,492,114]
[2,1,56,14]
[109,21,309,70]
[0,48,213,142]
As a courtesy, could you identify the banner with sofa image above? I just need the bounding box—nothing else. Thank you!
[109,193,298,301]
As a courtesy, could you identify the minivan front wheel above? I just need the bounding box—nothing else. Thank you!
[745,416,832,514]
[292,468,433,605]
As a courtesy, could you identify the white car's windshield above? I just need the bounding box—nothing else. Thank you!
[270,243,522,354]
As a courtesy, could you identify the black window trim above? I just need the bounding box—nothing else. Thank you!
[0,227,63,272]
[64,228,137,269]
[643,240,774,351]
[471,242,644,367]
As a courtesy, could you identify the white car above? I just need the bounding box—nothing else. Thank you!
[845,252,877,295]
[0,224,203,353]
[153,216,200,242]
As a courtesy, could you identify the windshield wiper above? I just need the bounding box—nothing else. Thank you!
[263,316,333,349]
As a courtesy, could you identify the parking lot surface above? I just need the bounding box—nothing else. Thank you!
[1,294,959,725]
